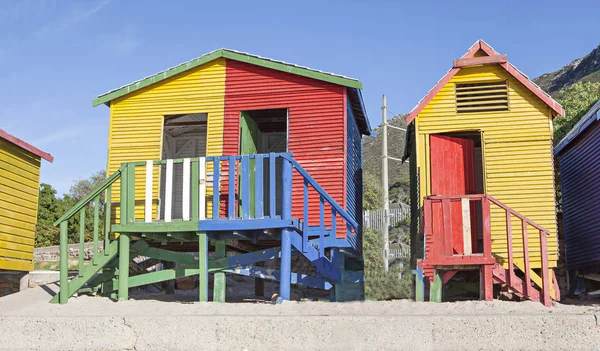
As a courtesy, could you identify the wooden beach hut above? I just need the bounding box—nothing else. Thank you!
[0,129,53,295]
[403,40,564,306]
[554,99,600,289]
[53,49,370,304]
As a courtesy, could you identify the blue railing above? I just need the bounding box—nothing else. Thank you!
[110,153,360,252]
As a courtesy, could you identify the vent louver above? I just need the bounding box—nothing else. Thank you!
[456,81,509,113]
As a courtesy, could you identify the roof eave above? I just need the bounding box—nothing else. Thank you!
[554,99,600,155]
[0,129,54,163]
[406,40,565,124]
[93,49,363,107]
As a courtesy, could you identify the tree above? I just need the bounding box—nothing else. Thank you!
[35,171,107,247]
[69,170,106,203]
[35,184,63,247]
[363,228,412,300]
[554,81,600,145]
[363,171,383,210]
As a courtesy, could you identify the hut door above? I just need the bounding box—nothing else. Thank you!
[239,112,260,217]
[429,134,477,254]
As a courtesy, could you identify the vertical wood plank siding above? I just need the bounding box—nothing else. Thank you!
[223,60,347,237]
[0,139,41,271]
[346,92,363,241]
[415,65,557,268]
[559,121,600,271]
[107,59,226,221]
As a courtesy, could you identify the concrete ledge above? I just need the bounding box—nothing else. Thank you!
[0,314,598,350]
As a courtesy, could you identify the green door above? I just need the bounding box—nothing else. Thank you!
[239,112,260,217]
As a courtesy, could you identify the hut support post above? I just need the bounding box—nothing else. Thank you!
[413,268,425,302]
[430,269,443,302]
[279,157,293,301]
[118,233,130,301]
[213,240,227,302]
[198,232,208,302]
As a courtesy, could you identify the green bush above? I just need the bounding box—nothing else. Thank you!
[363,228,412,300]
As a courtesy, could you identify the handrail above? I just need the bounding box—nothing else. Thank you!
[426,194,550,235]
[53,168,123,226]
[282,154,358,230]
[487,195,550,235]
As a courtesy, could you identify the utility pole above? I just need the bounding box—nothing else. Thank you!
[381,94,390,272]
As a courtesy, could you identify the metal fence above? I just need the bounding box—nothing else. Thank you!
[379,246,410,259]
[363,205,410,231]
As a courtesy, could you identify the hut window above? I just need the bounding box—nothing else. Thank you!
[455,81,509,113]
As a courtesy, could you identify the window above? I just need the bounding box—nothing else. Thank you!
[455,81,509,113]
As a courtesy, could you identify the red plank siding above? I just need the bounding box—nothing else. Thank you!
[223,60,347,237]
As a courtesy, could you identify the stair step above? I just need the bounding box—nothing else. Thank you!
[492,264,540,302]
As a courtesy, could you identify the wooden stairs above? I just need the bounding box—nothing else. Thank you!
[417,194,556,307]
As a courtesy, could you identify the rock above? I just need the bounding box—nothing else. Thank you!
[175,276,197,290]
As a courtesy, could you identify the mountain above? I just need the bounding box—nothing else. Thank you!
[362,114,410,204]
[533,43,600,96]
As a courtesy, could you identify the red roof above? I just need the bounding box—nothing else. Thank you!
[0,128,54,162]
[406,40,565,124]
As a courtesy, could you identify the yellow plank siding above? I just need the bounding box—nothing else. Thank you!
[0,258,33,271]
[0,139,40,272]
[416,64,557,269]
[107,59,226,221]
[0,233,34,246]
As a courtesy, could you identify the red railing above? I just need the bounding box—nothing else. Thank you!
[422,194,494,266]
[421,194,551,306]
[487,195,551,307]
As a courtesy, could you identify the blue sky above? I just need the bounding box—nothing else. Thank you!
[1,0,599,195]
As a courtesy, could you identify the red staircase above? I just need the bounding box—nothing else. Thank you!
[418,194,555,307]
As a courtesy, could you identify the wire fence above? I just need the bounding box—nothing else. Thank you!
[363,205,410,231]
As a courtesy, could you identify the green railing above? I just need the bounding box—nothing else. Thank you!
[52,167,122,304]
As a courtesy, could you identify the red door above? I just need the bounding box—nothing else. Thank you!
[430,135,477,254]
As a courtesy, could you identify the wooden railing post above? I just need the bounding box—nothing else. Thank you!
[423,198,432,260]
[521,218,531,297]
[126,163,135,223]
[93,196,99,264]
[481,197,492,257]
[104,187,111,256]
[505,211,514,287]
[279,156,293,301]
[212,159,220,220]
[228,156,236,219]
[540,230,551,306]
[59,221,68,304]
[191,158,199,221]
[79,209,85,277]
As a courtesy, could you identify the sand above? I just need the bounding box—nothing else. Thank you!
[0,283,599,350]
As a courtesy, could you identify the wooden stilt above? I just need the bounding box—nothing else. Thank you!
[198,232,208,302]
[430,269,443,302]
[254,262,265,298]
[333,249,345,302]
[280,229,292,301]
[213,240,226,302]
[481,264,493,301]
[118,233,130,301]
[413,268,425,302]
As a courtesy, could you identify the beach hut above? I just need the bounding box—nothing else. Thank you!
[0,129,53,295]
[403,40,564,306]
[53,49,370,304]
[554,99,600,290]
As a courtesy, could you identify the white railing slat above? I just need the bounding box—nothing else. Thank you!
[144,160,153,223]
[199,157,206,220]
[164,159,173,222]
[182,158,191,221]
